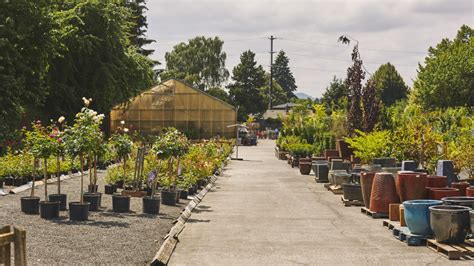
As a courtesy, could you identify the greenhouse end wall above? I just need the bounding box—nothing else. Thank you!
[110,79,236,139]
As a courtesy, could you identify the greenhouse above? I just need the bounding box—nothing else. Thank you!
[110,79,236,138]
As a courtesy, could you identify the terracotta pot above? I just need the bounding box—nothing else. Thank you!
[360,172,375,209]
[467,187,474,197]
[396,172,427,202]
[370,172,399,213]
[450,182,470,196]
[430,188,459,200]
[427,175,447,188]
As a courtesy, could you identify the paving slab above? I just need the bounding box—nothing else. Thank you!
[169,140,468,265]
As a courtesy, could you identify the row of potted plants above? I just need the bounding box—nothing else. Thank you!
[11,98,232,221]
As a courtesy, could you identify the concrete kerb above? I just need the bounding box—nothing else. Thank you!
[151,162,226,265]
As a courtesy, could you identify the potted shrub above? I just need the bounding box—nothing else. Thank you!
[23,121,60,219]
[152,127,189,206]
[104,164,120,195]
[48,117,68,211]
[109,131,133,212]
[345,130,392,170]
[63,98,102,220]
[143,169,160,214]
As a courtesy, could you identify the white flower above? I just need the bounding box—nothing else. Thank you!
[58,116,65,123]
[123,128,129,133]
[120,120,126,125]
[91,111,98,116]
[82,97,91,107]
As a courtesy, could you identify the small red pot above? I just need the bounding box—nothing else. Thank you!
[467,186,474,197]
[427,175,447,188]
[450,182,470,196]
[430,188,460,200]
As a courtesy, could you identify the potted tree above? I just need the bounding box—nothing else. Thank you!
[23,121,60,219]
[63,98,103,220]
[48,116,68,211]
[109,131,133,212]
[152,128,189,206]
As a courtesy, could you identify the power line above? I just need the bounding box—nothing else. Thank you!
[284,52,415,67]
[279,37,426,55]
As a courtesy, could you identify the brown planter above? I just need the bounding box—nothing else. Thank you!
[450,182,470,196]
[299,162,311,175]
[427,175,448,188]
[370,172,399,213]
[396,172,427,202]
[467,187,474,197]
[430,188,460,200]
[389,203,401,221]
[360,172,376,209]
[399,205,406,226]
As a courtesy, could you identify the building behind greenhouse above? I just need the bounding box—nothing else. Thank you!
[110,79,236,139]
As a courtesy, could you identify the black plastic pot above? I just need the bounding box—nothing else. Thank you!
[143,196,160,214]
[39,201,60,219]
[0,179,3,188]
[13,177,26,187]
[20,196,40,214]
[188,186,196,195]
[180,189,189,199]
[429,205,471,244]
[49,194,67,211]
[112,194,131,213]
[4,177,13,186]
[69,202,90,221]
[161,190,178,206]
[83,193,101,211]
[104,184,117,195]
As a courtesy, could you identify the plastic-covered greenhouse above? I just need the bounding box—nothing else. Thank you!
[110,79,236,139]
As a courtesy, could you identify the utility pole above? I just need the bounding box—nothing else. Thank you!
[269,35,276,110]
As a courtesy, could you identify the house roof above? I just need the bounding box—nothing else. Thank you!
[271,102,297,110]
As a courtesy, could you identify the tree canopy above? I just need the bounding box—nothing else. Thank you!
[160,36,229,91]
[273,50,297,99]
[320,76,349,112]
[412,24,473,108]
[371,63,409,106]
[207,87,231,104]
[228,50,266,121]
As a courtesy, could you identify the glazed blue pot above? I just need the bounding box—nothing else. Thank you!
[403,199,443,235]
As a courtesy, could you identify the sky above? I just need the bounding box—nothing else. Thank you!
[144,0,473,98]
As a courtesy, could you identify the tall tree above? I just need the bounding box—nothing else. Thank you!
[362,79,380,132]
[339,36,365,135]
[273,50,297,99]
[320,76,349,112]
[44,1,155,120]
[259,74,288,107]
[0,0,55,144]
[228,50,266,120]
[207,87,231,104]
[160,36,229,90]
[124,0,155,57]
[372,63,408,106]
[412,25,473,108]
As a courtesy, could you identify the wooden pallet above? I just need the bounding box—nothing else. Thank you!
[427,239,474,260]
[327,185,343,195]
[382,220,430,246]
[360,207,388,219]
[341,196,364,207]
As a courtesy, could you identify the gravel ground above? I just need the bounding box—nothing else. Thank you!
[0,170,188,265]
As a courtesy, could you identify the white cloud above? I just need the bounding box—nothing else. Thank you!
[144,0,473,97]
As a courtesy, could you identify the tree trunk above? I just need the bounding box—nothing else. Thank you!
[43,158,48,200]
[93,154,97,186]
[57,155,61,194]
[30,159,36,198]
[80,155,84,204]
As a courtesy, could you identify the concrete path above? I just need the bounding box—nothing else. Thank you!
[169,140,466,265]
